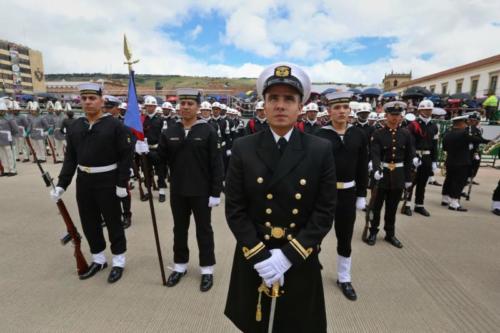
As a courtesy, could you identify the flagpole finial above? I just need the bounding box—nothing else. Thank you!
[123,34,140,71]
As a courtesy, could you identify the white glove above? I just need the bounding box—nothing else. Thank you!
[116,186,128,198]
[254,249,291,287]
[374,170,383,180]
[226,150,232,156]
[412,157,421,168]
[50,186,65,202]
[368,161,373,173]
[129,168,135,177]
[135,140,149,154]
[208,196,221,207]
[405,182,413,189]
[432,162,438,172]
[474,153,480,161]
[356,197,366,210]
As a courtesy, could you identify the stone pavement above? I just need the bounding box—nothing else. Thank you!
[0,162,499,332]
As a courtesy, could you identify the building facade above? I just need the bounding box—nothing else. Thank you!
[383,72,412,91]
[388,54,500,97]
[0,40,46,95]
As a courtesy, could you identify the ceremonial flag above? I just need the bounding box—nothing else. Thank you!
[124,70,144,140]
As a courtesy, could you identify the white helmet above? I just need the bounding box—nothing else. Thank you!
[349,110,356,118]
[118,102,127,110]
[368,112,378,121]
[155,106,162,113]
[64,102,72,111]
[306,102,319,112]
[212,101,221,109]
[0,100,7,111]
[161,101,173,110]
[405,113,416,122]
[144,95,157,106]
[200,101,212,111]
[12,101,21,110]
[46,100,55,110]
[357,102,372,114]
[220,104,227,111]
[418,99,434,110]
[54,101,63,111]
[300,106,307,115]
[255,101,264,110]
[349,101,360,111]
[30,101,40,111]
[378,112,386,120]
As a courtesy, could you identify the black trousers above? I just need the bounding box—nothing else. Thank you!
[493,180,500,201]
[408,158,432,206]
[471,158,480,178]
[76,171,126,255]
[147,150,167,188]
[370,187,403,237]
[170,194,215,266]
[120,186,131,217]
[442,165,469,199]
[334,188,357,257]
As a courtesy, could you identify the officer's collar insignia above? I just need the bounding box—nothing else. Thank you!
[274,66,291,78]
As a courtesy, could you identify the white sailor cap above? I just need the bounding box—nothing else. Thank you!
[200,101,212,111]
[418,99,434,110]
[384,101,407,114]
[255,101,264,110]
[103,95,121,108]
[54,101,63,111]
[306,102,319,112]
[256,62,311,103]
[451,114,469,122]
[78,82,102,96]
[176,88,202,104]
[325,91,353,105]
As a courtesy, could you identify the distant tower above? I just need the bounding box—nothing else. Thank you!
[383,71,412,91]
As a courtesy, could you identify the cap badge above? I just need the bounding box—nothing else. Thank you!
[274,66,291,78]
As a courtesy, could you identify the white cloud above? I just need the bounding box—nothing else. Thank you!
[1,0,500,85]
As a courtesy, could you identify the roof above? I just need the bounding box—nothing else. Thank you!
[395,54,500,89]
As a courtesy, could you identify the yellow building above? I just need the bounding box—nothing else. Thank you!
[0,39,46,95]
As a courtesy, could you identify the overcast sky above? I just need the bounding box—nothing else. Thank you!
[3,0,500,84]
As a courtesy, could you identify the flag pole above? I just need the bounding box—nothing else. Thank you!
[123,34,167,286]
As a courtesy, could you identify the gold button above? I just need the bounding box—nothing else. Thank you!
[266,193,273,200]
[265,222,271,227]
[287,235,293,241]
[292,209,299,215]
[266,208,272,215]
[264,235,270,240]
[289,223,296,228]
[295,193,302,200]
[392,147,396,150]
[257,177,263,184]
[300,179,306,186]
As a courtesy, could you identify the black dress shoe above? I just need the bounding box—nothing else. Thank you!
[22,159,30,163]
[108,267,124,283]
[336,281,357,301]
[441,201,449,207]
[448,206,467,212]
[429,180,442,186]
[414,206,430,217]
[0,173,6,177]
[366,233,377,246]
[159,194,166,203]
[401,206,412,216]
[200,274,213,292]
[7,172,17,177]
[123,213,132,229]
[472,181,479,185]
[492,209,500,216]
[384,236,403,248]
[79,262,108,280]
[166,271,186,287]
[38,160,46,163]
[140,193,150,202]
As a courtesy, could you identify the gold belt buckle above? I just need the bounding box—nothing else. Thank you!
[337,182,344,189]
[271,227,285,239]
[387,163,396,171]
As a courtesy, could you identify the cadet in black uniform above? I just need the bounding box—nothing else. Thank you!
[367,101,415,248]
[316,91,368,301]
[441,115,489,211]
[303,102,321,134]
[209,103,231,172]
[355,102,375,141]
[245,101,269,135]
[225,63,336,333]
[492,180,500,216]
[402,100,439,217]
[158,88,224,292]
[467,112,483,183]
[143,96,167,202]
[50,83,132,283]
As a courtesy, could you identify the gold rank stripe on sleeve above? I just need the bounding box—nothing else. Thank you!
[290,238,312,260]
[242,242,266,260]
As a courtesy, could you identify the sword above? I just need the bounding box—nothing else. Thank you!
[267,282,280,333]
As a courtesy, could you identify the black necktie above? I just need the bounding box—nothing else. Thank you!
[278,137,288,155]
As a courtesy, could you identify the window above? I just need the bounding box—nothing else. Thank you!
[441,83,448,95]
[430,85,435,93]
[393,79,398,87]
[456,80,463,94]
[489,75,498,94]
[470,78,478,96]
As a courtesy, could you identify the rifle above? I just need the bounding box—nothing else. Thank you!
[25,136,89,276]
[363,180,379,242]
[46,134,57,163]
[400,168,417,213]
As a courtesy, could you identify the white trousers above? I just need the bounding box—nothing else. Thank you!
[15,137,29,161]
[0,145,16,173]
[32,139,46,161]
[54,139,65,162]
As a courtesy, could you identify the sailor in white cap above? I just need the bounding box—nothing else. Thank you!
[402,99,439,217]
[304,102,320,134]
[225,62,335,332]
[441,114,490,211]
[11,101,30,163]
[208,101,231,172]
[0,99,19,176]
[199,101,212,121]
[27,101,49,162]
[245,100,268,135]
[44,100,58,162]
[51,101,66,163]
[158,88,224,292]
[316,90,368,301]
[367,112,378,126]
[50,82,132,283]
[354,102,375,141]
[160,101,176,131]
